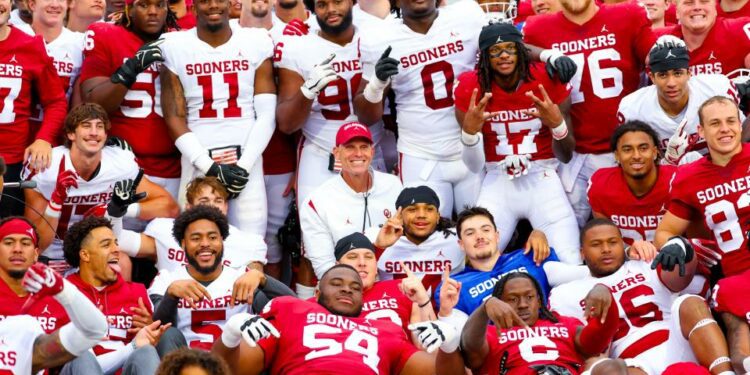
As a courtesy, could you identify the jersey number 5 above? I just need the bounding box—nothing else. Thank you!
[303,324,380,373]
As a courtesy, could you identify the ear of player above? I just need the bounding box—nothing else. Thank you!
[651,236,694,276]
[108,168,148,218]
[301,53,339,100]
[222,313,280,348]
[408,320,460,354]
[206,163,250,200]
[111,39,165,88]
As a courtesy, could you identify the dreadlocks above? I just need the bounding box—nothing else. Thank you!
[436,216,456,239]
[477,41,534,94]
[491,272,558,323]
[116,0,180,33]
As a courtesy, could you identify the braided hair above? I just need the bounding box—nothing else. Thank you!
[491,272,558,323]
[436,217,456,239]
[477,41,534,95]
[116,0,180,33]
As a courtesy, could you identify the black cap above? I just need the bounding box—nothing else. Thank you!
[479,22,523,51]
[395,185,440,210]
[648,44,689,73]
[334,232,375,260]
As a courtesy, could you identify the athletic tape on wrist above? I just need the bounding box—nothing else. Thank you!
[551,120,569,140]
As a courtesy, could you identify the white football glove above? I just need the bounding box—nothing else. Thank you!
[665,119,690,166]
[654,35,686,49]
[500,154,531,180]
[221,313,280,348]
[408,320,460,353]
[301,53,338,100]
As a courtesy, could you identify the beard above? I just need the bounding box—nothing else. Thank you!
[317,7,353,35]
[205,21,225,32]
[277,0,297,9]
[559,0,591,14]
[471,248,494,261]
[186,249,223,275]
[251,6,269,17]
[8,269,26,279]
[317,293,362,317]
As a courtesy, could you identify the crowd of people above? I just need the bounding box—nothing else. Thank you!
[1,0,750,372]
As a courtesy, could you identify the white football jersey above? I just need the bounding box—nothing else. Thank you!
[0,315,44,374]
[26,146,139,260]
[372,230,465,292]
[618,74,740,153]
[148,266,248,350]
[358,1,484,160]
[549,260,676,358]
[275,28,383,151]
[160,25,274,150]
[144,217,267,272]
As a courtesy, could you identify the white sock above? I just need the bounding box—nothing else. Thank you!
[296,283,316,299]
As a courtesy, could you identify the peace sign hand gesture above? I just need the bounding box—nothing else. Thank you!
[463,89,500,135]
[522,84,564,129]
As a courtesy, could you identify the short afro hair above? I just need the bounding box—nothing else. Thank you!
[63,216,112,267]
[172,205,230,243]
[155,348,230,375]
[580,218,620,246]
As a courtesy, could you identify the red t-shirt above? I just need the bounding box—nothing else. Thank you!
[479,316,585,375]
[712,268,750,321]
[0,26,67,164]
[588,165,676,245]
[79,23,181,178]
[454,64,570,162]
[667,144,750,276]
[661,17,750,75]
[523,2,655,154]
[0,279,68,334]
[359,279,414,334]
[258,296,418,375]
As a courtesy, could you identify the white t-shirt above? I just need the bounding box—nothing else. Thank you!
[358,1,484,160]
[148,266,249,350]
[0,315,45,374]
[144,218,267,272]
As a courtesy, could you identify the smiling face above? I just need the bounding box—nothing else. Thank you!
[459,215,500,262]
[698,99,743,158]
[68,0,105,22]
[499,277,541,326]
[337,248,377,289]
[677,0,715,33]
[639,0,667,23]
[314,0,353,35]
[182,219,224,276]
[614,130,658,180]
[29,0,67,28]
[402,203,440,243]
[317,266,364,317]
[531,0,560,14]
[245,0,269,16]
[194,0,229,32]
[67,118,107,157]
[488,41,519,77]
[333,139,374,178]
[79,226,121,286]
[580,223,625,277]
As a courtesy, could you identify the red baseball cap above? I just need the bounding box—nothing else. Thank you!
[335,122,373,146]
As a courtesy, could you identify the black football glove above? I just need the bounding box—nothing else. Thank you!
[277,194,302,265]
[375,46,399,82]
[111,39,164,88]
[650,236,694,276]
[545,54,577,84]
[105,136,133,152]
[529,364,574,375]
[107,169,147,218]
[207,163,249,200]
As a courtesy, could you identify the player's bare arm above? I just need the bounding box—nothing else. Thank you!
[160,67,190,139]
[31,331,75,373]
[461,297,522,370]
[353,77,388,125]
[550,97,575,163]
[81,76,131,114]
[24,189,60,251]
[654,211,691,248]
[212,332,266,375]
[276,68,315,134]
[721,312,750,373]
[135,174,180,219]
[212,312,278,375]
[399,351,438,375]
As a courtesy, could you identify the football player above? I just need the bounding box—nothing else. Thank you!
[655,96,750,277]
[212,264,462,374]
[23,103,179,275]
[552,219,731,374]
[160,0,276,237]
[617,42,742,164]
[80,0,182,198]
[711,268,750,373]
[445,272,619,375]
[457,22,580,264]
[523,0,658,226]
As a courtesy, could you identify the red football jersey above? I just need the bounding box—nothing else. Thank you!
[478,316,584,375]
[359,280,414,334]
[0,278,69,334]
[668,144,750,276]
[79,23,180,178]
[523,3,655,154]
[258,296,418,375]
[454,64,570,162]
[712,268,750,322]
[263,129,297,175]
[67,272,152,357]
[588,165,676,245]
[0,26,67,164]
[716,1,750,19]
[663,17,750,75]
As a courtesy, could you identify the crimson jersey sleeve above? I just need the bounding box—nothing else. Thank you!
[79,23,117,81]
[712,269,750,320]
[666,167,700,221]
[454,70,479,113]
[587,171,606,215]
[32,39,68,145]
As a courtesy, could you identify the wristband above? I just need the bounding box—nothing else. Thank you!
[461,130,481,146]
[175,132,214,174]
[551,119,569,140]
[45,202,62,219]
[221,325,242,348]
[117,229,142,257]
[418,298,431,308]
[363,77,388,103]
[540,48,562,64]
